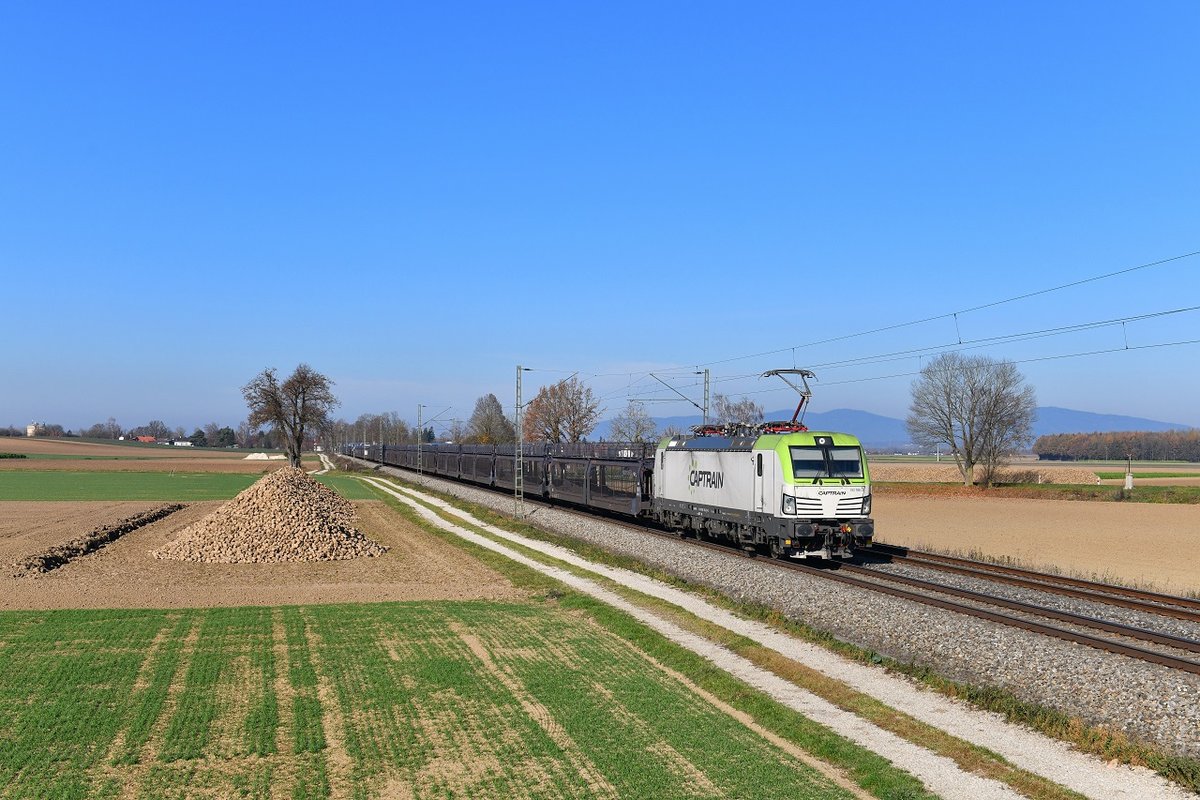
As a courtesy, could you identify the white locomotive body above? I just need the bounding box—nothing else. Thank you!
[653,427,874,559]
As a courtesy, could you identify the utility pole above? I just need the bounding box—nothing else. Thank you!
[416,405,450,475]
[514,366,573,517]
[416,405,423,474]
[515,365,526,518]
[695,369,710,424]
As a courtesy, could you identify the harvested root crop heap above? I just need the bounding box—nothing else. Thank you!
[154,467,388,563]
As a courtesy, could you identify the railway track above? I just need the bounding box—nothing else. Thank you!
[862,543,1200,623]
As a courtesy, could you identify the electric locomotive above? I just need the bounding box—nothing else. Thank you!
[652,423,873,559]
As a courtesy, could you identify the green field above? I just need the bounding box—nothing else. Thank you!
[0,602,860,799]
[0,471,377,501]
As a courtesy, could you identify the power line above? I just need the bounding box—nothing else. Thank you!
[594,310,1200,407]
[514,251,1199,414]
[647,249,1200,371]
[801,306,1200,373]
[816,337,1200,389]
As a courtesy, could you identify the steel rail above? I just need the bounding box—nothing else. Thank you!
[831,561,1200,655]
[864,543,1200,620]
[773,558,1200,676]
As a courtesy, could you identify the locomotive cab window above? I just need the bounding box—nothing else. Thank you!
[789,445,864,480]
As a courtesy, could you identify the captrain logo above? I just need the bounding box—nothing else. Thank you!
[689,470,724,489]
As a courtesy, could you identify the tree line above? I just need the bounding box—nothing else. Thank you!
[327,379,770,448]
[7,366,776,457]
[6,417,275,449]
[1034,429,1200,462]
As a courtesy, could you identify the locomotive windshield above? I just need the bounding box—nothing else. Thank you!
[789,445,864,480]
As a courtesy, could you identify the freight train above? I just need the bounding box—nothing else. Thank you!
[345,421,874,560]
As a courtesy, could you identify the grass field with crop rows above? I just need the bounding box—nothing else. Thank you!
[0,471,376,501]
[0,601,858,799]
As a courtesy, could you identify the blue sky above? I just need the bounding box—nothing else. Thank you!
[3,2,1198,433]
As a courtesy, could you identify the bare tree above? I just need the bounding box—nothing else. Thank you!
[906,352,1036,487]
[349,412,411,446]
[523,376,601,443]
[242,364,339,468]
[130,420,173,440]
[83,417,122,439]
[712,394,764,425]
[202,421,221,446]
[30,423,66,438]
[236,419,257,449]
[608,401,658,443]
[444,418,469,443]
[466,394,516,443]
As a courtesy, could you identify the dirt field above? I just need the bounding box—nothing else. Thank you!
[870,461,1103,485]
[0,457,307,473]
[0,437,230,458]
[871,457,1200,487]
[0,500,523,610]
[874,495,1200,594]
[0,501,160,563]
[0,437,319,472]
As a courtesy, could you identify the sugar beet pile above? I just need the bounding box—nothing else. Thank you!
[154,467,388,563]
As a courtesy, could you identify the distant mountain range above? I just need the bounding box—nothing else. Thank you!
[593,406,1194,450]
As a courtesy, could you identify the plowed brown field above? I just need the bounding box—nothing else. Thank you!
[0,457,307,473]
[874,495,1200,593]
[0,501,160,562]
[0,437,318,472]
[1,438,219,457]
[869,462,1102,485]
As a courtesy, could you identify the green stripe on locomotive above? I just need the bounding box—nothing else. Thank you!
[754,431,871,485]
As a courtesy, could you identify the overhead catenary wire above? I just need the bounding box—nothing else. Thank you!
[515,250,1199,415]
[598,309,1200,408]
[689,248,1200,370]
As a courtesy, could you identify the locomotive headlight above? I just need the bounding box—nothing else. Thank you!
[861,495,872,515]
[782,495,796,515]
